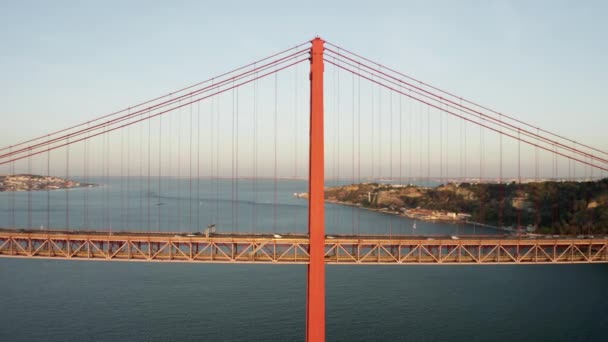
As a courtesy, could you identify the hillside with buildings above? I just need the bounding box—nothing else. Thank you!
[0,174,95,192]
[300,180,608,235]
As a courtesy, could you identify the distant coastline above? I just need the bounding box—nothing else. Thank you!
[294,190,502,229]
[0,174,97,192]
[295,179,608,235]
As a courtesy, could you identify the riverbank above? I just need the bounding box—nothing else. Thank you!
[297,192,511,232]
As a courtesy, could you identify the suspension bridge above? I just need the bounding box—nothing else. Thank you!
[1,37,607,341]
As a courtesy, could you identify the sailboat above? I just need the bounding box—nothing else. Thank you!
[412,222,417,230]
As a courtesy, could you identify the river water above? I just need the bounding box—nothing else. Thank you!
[1,179,606,341]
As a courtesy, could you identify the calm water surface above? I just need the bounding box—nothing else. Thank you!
[1,179,606,341]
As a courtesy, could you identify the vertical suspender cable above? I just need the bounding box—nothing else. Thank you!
[371,73,375,181]
[440,105,443,183]
[190,96,194,231]
[10,148,14,227]
[166,106,172,230]
[418,102,422,181]
[390,89,393,182]
[253,70,258,233]
[273,72,278,233]
[535,128,540,180]
[517,130,522,233]
[295,64,299,179]
[499,114,504,227]
[216,86,220,230]
[211,90,215,229]
[231,85,235,232]
[209,87,214,228]
[399,90,402,185]
[196,101,201,231]
[336,57,341,230]
[463,99,467,181]
[445,109,449,181]
[334,56,342,187]
[478,117,484,227]
[177,101,182,230]
[106,122,110,233]
[351,72,355,234]
[84,125,89,228]
[572,141,576,180]
[139,112,144,232]
[357,64,361,234]
[480,118,484,183]
[535,128,540,228]
[518,131,521,183]
[460,111,464,180]
[377,75,381,180]
[408,92,412,184]
[65,138,70,229]
[46,139,50,229]
[147,108,152,231]
[330,55,337,231]
[4,147,9,227]
[235,87,239,232]
[553,144,557,180]
[388,88,394,237]
[126,110,131,231]
[427,106,430,184]
[27,148,32,228]
[295,64,299,230]
[331,58,336,229]
[399,92,403,234]
[120,119,124,230]
[158,105,162,231]
[333,55,337,189]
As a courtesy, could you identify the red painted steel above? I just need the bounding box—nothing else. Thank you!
[1,230,608,264]
[307,37,325,342]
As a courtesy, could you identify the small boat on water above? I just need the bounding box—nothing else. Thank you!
[412,222,417,230]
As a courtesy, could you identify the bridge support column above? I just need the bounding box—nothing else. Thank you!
[307,37,325,342]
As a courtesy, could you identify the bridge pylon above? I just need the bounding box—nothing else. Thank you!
[307,37,325,342]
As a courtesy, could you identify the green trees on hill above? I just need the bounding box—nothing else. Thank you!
[452,180,608,234]
[325,179,608,235]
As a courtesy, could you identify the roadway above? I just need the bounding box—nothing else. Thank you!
[1,227,605,241]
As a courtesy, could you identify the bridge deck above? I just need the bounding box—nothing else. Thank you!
[1,229,607,265]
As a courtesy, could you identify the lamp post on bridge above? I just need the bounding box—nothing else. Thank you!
[307,36,325,342]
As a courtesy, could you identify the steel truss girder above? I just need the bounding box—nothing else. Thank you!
[0,233,607,265]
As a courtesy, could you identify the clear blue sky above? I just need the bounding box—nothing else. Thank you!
[1,0,607,178]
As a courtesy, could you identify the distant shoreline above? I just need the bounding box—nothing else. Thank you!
[296,193,509,232]
[0,174,98,193]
